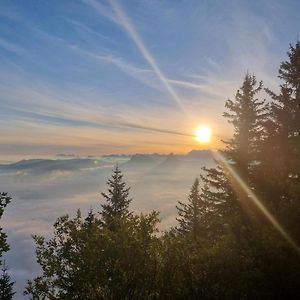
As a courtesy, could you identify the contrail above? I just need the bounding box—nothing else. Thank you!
[108,0,186,113]
[119,121,194,137]
[212,150,300,255]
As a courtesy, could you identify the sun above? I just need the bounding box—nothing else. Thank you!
[195,126,212,143]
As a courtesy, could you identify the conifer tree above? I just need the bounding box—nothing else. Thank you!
[279,41,300,101]
[222,73,267,181]
[258,84,294,212]
[0,193,11,258]
[100,166,132,230]
[0,261,15,300]
[83,208,96,231]
[261,41,300,222]
[268,41,300,180]
[264,85,292,176]
[25,168,161,299]
[269,42,300,250]
[201,74,268,231]
[176,178,210,239]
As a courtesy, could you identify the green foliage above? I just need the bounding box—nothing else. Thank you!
[25,168,160,300]
[0,193,11,259]
[100,166,132,230]
[176,178,211,239]
[279,41,300,96]
[261,42,300,235]
[0,261,15,300]
[199,75,268,236]
[223,73,268,179]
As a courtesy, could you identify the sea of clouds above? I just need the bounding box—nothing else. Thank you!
[0,153,214,299]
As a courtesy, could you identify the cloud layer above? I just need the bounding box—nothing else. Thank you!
[1,154,214,298]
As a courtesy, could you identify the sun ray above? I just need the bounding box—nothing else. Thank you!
[212,150,300,255]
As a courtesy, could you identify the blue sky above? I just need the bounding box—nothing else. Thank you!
[0,0,299,159]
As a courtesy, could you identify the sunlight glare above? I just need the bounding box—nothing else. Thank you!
[212,150,300,255]
[195,126,211,143]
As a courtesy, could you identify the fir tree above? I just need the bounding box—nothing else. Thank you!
[25,168,160,300]
[176,178,210,239]
[100,166,132,230]
[259,84,293,207]
[223,73,268,181]
[201,74,268,232]
[84,207,96,230]
[279,41,300,102]
[0,193,11,258]
[262,41,300,215]
[278,41,300,178]
[0,261,15,300]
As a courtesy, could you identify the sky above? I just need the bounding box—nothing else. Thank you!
[0,0,300,160]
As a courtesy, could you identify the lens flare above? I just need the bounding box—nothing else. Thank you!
[212,150,300,255]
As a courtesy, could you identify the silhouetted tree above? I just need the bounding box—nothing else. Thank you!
[100,166,132,230]
[0,261,15,300]
[167,74,272,298]
[263,42,300,187]
[262,85,292,183]
[223,73,267,181]
[202,74,268,233]
[0,193,11,259]
[25,168,160,300]
[279,41,300,105]
[262,41,300,239]
[176,178,210,239]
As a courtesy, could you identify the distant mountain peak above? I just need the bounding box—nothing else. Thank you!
[186,150,213,159]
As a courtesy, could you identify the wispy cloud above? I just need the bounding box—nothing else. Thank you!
[82,0,120,25]
[71,46,161,90]
[166,78,205,90]
[65,18,117,44]
[0,0,297,160]
[0,37,24,55]
[107,0,186,113]
[118,121,194,138]
[71,44,215,95]
[0,65,197,158]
